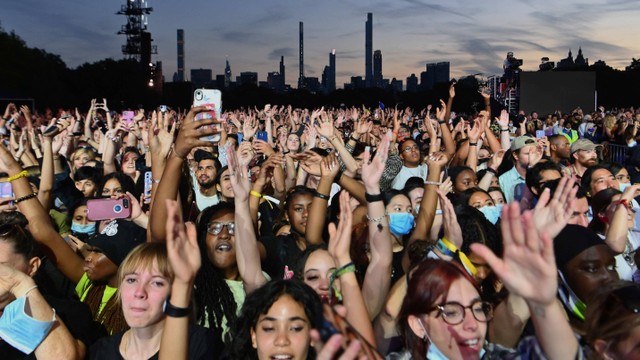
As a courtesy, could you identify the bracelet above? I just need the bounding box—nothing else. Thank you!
[15,192,38,204]
[425,181,441,186]
[329,262,356,303]
[329,136,338,142]
[171,148,185,161]
[164,299,191,318]
[485,167,498,176]
[314,191,329,200]
[469,142,478,147]
[366,212,387,231]
[365,192,384,203]
[436,237,477,276]
[615,199,631,211]
[153,179,161,184]
[7,170,27,182]
[500,128,509,132]
[349,135,360,142]
[438,120,446,125]
[250,190,263,199]
[332,262,355,279]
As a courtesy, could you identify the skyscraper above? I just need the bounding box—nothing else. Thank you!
[224,57,232,88]
[373,50,383,88]
[280,56,286,89]
[365,13,373,88]
[298,21,305,89]
[406,74,418,93]
[176,29,184,82]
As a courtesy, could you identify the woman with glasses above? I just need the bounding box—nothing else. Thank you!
[393,202,581,359]
[589,186,640,280]
[192,145,269,345]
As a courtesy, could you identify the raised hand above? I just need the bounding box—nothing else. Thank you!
[488,149,506,171]
[320,152,340,180]
[467,119,482,143]
[227,144,251,203]
[436,100,447,121]
[496,109,509,129]
[173,106,219,159]
[328,191,354,267]
[471,203,558,307]
[437,189,463,248]
[361,132,390,191]
[532,176,577,239]
[315,112,335,139]
[243,116,258,140]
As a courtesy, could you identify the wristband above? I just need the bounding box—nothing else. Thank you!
[15,192,37,204]
[485,167,498,176]
[469,142,478,147]
[365,192,384,203]
[314,191,329,200]
[438,120,446,125]
[349,135,360,142]
[329,262,356,303]
[7,171,28,182]
[164,299,191,318]
[424,181,441,186]
[500,128,509,132]
[250,190,263,199]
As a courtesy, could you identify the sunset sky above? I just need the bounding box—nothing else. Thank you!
[3,0,639,87]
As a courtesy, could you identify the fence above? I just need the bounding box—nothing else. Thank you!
[604,143,628,164]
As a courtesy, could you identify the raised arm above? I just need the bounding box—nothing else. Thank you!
[0,145,84,283]
[328,191,377,346]
[472,203,579,360]
[496,110,512,150]
[149,106,219,242]
[604,183,640,253]
[436,100,456,159]
[160,199,201,360]
[227,145,268,293]
[360,135,393,319]
[305,153,336,245]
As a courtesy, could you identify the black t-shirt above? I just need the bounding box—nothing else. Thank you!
[89,324,221,360]
[261,234,304,280]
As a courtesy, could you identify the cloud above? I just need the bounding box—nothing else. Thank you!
[268,47,295,60]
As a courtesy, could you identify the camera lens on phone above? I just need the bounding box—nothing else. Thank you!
[114,204,123,213]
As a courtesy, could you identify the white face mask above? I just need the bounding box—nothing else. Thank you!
[417,319,486,359]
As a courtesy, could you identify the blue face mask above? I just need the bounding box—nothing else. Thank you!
[71,222,96,236]
[620,182,632,193]
[0,295,57,354]
[419,320,485,359]
[389,212,415,236]
[478,204,502,225]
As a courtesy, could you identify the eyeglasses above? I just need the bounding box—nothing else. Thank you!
[403,145,420,153]
[207,222,235,235]
[428,300,493,325]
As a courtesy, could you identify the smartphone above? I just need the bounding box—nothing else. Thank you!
[535,130,546,139]
[86,198,131,221]
[256,131,268,142]
[237,132,244,143]
[417,120,424,129]
[193,89,222,142]
[143,171,153,204]
[0,182,14,206]
[122,111,135,126]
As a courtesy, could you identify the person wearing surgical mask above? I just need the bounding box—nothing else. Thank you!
[382,191,414,282]
[457,188,502,225]
[68,200,97,241]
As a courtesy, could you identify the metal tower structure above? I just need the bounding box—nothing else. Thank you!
[117,0,157,64]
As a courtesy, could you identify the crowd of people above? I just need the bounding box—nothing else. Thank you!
[1,83,640,360]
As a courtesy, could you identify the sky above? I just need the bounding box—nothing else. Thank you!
[2,0,640,88]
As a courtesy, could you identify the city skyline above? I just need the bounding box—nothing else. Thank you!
[2,0,640,88]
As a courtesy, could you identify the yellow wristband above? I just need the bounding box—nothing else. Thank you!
[439,237,477,277]
[7,170,27,182]
[250,191,263,199]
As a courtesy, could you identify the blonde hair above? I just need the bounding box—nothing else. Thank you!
[71,148,97,171]
[117,242,173,287]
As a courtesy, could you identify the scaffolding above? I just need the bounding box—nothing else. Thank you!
[117,0,157,64]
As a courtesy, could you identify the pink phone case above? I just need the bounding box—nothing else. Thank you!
[87,198,131,221]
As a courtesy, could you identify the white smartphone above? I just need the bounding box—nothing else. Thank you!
[193,89,222,142]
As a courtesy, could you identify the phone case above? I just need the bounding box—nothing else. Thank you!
[87,198,131,221]
[0,182,14,205]
[256,131,268,142]
[193,89,222,142]
[143,171,153,204]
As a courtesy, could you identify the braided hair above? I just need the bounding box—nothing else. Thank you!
[194,202,239,344]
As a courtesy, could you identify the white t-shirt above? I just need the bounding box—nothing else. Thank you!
[190,170,221,211]
[391,164,428,190]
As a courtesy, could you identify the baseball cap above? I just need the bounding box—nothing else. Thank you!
[570,138,602,155]
[510,136,536,152]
